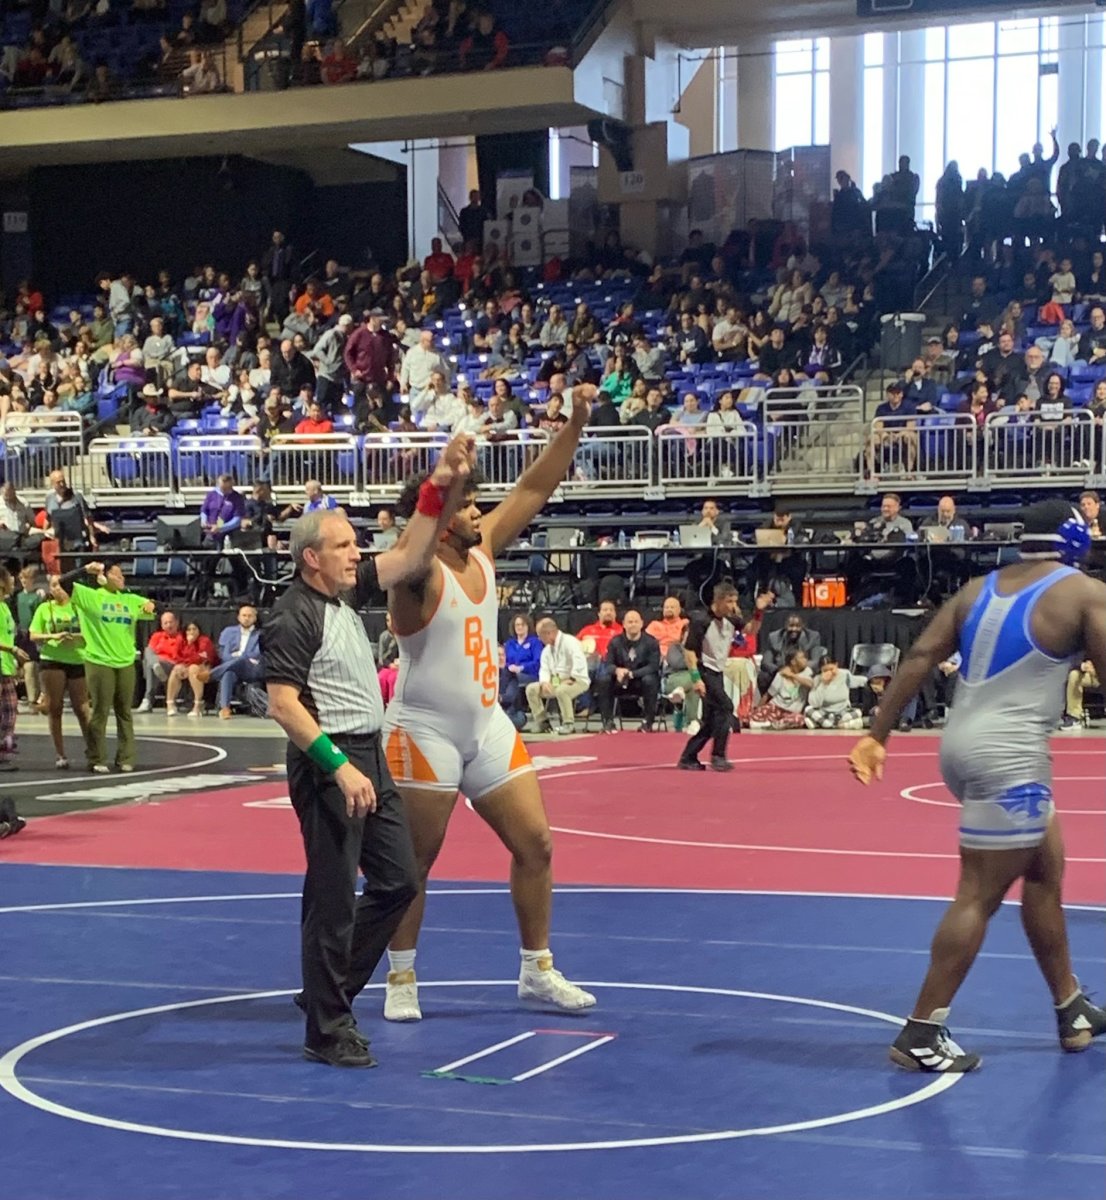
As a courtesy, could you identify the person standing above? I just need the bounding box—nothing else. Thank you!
[29,575,93,769]
[849,500,1106,1070]
[380,390,599,1024]
[677,580,740,773]
[59,561,156,774]
[0,568,29,772]
[264,434,475,1068]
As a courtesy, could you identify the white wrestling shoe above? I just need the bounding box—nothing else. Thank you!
[383,969,422,1021]
[518,955,596,1012]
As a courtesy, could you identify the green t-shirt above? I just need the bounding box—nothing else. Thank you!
[30,599,85,666]
[0,602,15,677]
[16,589,42,634]
[69,579,154,668]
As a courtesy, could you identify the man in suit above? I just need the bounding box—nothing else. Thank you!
[210,605,263,719]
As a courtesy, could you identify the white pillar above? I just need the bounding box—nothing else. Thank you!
[718,46,738,152]
[1058,15,1087,146]
[896,30,927,170]
[736,40,773,151]
[829,32,862,184]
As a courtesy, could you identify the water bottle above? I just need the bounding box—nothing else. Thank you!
[672,528,680,546]
[618,530,626,549]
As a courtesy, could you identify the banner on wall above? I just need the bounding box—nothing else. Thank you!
[686,150,775,245]
[568,165,600,260]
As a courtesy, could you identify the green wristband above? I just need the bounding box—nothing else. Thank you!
[306,734,349,774]
[690,670,702,683]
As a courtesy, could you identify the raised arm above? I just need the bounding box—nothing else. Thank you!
[373,432,476,592]
[481,386,596,556]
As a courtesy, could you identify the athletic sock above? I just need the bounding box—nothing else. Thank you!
[388,949,417,975]
[1056,984,1082,1009]
[520,947,551,968]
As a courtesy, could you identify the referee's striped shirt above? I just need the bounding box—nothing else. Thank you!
[262,561,384,735]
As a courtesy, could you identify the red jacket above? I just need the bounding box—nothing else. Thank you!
[577,620,623,660]
[178,635,218,668]
[148,630,185,662]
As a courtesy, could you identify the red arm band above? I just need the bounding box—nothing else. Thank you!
[416,479,450,519]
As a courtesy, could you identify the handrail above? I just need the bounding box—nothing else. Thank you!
[437,181,462,243]
[912,251,948,312]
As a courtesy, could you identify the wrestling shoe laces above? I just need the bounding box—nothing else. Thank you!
[888,1008,981,1073]
[1056,981,1106,1052]
[518,955,596,1011]
[384,969,422,1022]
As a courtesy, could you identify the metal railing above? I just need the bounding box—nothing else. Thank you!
[50,412,1106,506]
[656,423,759,495]
[174,435,266,505]
[268,433,360,503]
[982,411,1098,487]
[564,427,653,495]
[0,413,85,505]
[85,437,175,507]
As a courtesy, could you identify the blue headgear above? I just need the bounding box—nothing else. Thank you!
[1020,502,1091,565]
[1055,508,1093,565]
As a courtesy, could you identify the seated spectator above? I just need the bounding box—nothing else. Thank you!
[1062,659,1099,729]
[919,652,960,725]
[757,613,824,695]
[181,50,222,93]
[576,600,623,676]
[321,37,357,84]
[803,659,866,729]
[722,593,769,726]
[134,384,176,436]
[500,612,540,723]
[280,479,338,519]
[672,311,710,367]
[868,381,917,474]
[459,9,509,69]
[1079,489,1102,537]
[209,605,263,719]
[165,622,219,717]
[538,393,568,434]
[594,610,661,732]
[414,370,463,431]
[0,483,35,540]
[866,663,918,730]
[138,610,185,712]
[525,617,589,735]
[377,612,399,703]
[920,495,971,540]
[374,507,399,549]
[294,399,334,436]
[749,649,813,729]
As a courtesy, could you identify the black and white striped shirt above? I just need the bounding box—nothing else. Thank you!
[262,563,384,735]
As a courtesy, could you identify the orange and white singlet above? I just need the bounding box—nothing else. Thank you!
[383,548,533,799]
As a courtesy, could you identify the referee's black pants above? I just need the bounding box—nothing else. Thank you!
[680,666,732,763]
[288,731,418,1050]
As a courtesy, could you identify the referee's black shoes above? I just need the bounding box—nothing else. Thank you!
[304,1033,377,1069]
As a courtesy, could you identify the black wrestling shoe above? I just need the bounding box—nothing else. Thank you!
[303,1032,376,1068]
[677,758,706,771]
[1056,984,1106,1052]
[888,1009,981,1073]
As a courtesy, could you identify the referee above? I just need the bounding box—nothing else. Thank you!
[677,580,739,773]
[264,434,473,1068]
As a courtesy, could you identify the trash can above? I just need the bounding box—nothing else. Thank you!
[880,312,925,371]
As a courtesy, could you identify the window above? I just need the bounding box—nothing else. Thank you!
[773,38,830,150]
[853,14,1104,218]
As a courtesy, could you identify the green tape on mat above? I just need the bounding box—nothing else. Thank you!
[421,1070,515,1085]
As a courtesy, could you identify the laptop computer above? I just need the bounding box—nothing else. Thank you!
[754,528,786,548]
[922,525,950,544]
[678,524,714,548]
[984,522,1022,542]
[371,531,397,550]
[546,527,578,550]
